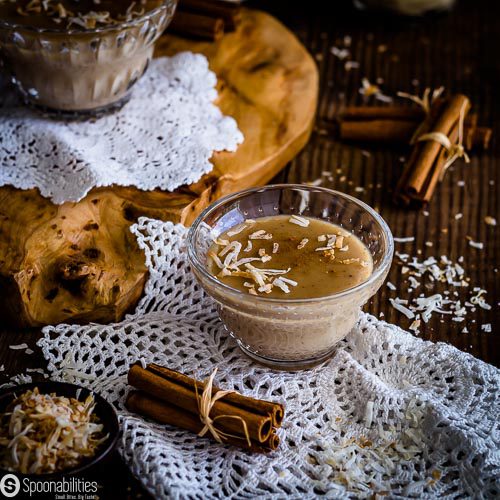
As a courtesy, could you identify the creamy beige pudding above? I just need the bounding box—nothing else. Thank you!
[0,1,156,29]
[0,0,174,112]
[207,215,373,299]
[188,185,393,370]
[201,215,377,368]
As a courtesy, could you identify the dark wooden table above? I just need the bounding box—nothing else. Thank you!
[1,0,498,497]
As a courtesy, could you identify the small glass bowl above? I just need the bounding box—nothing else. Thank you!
[0,0,177,115]
[188,184,394,371]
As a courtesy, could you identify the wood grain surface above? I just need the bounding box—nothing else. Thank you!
[0,9,318,327]
[0,1,498,497]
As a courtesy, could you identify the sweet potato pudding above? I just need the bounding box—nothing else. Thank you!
[0,0,173,112]
[0,0,161,29]
[207,215,373,299]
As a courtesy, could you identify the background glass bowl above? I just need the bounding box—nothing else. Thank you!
[188,184,394,371]
[0,0,177,114]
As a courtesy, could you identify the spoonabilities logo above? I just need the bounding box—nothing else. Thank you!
[0,474,20,498]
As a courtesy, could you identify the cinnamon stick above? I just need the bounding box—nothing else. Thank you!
[394,97,445,206]
[169,11,224,41]
[179,0,241,31]
[340,119,417,143]
[339,107,489,149]
[340,118,487,148]
[128,364,279,443]
[406,94,470,195]
[126,391,279,453]
[341,106,426,122]
[419,119,461,203]
[147,363,284,427]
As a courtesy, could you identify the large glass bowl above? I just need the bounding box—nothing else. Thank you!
[0,0,177,114]
[188,184,394,371]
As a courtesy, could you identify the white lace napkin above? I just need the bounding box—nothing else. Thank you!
[38,218,499,499]
[0,53,243,204]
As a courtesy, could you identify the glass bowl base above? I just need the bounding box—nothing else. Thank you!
[236,341,337,371]
[21,93,132,121]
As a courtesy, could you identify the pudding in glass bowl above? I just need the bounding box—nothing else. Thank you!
[0,0,178,114]
[188,185,394,370]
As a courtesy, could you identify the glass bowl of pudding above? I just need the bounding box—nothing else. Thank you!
[188,184,394,370]
[0,0,177,114]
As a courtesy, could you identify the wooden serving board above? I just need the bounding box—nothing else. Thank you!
[0,9,318,327]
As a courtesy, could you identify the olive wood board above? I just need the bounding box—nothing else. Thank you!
[0,9,318,327]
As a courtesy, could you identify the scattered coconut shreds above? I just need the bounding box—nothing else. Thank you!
[394,236,415,243]
[409,319,421,332]
[470,288,492,310]
[279,277,298,287]
[345,61,360,71]
[386,282,396,291]
[258,284,273,294]
[245,219,256,224]
[9,343,29,351]
[289,215,310,227]
[26,368,47,376]
[208,251,224,269]
[318,235,327,242]
[273,278,291,294]
[359,77,393,103]
[325,397,430,495]
[227,224,247,237]
[468,240,484,250]
[272,243,279,254]
[214,238,229,246]
[297,238,309,249]
[484,216,497,226]
[249,230,273,240]
[389,252,492,335]
[308,178,323,187]
[331,46,350,60]
[364,401,374,428]
[231,257,263,268]
[481,324,492,333]
[248,287,257,295]
[454,213,463,220]
[389,298,415,319]
[243,282,253,288]
[244,240,252,253]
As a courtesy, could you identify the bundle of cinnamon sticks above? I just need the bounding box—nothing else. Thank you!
[338,95,492,206]
[169,0,242,41]
[339,104,491,150]
[126,363,284,452]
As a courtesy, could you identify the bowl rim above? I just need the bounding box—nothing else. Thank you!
[187,183,394,305]
[0,0,177,35]
[0,380,120,478]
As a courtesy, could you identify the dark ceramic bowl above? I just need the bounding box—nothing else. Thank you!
[0,381,119,479]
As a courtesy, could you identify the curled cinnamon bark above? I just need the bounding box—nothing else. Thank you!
[169,11,225,41]
[126,364,284,451]
[126,391,280,452]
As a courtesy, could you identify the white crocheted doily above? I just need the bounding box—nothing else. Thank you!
[0,53,243,204]
[38,218,499,499]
